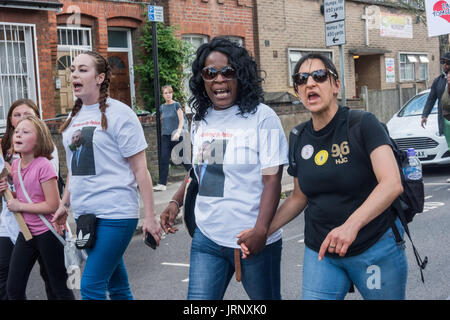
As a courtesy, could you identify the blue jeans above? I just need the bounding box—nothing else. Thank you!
[81,218,138,300]
[187,228,282,300]
[302,218,408,300]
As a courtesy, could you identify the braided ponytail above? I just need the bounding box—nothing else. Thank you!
[59,98,83,133]
[59,51,112,133]
[98,63,112,130]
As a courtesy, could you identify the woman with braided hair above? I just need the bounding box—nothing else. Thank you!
[53,51,161,300]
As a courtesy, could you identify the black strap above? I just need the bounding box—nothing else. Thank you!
[391,200,428,283]
[288,122,308,173]
[348,109,428,282]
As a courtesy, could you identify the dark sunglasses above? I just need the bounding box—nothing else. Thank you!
[292,69,337,86]
[201,66,236,82]
[441,59,450,65]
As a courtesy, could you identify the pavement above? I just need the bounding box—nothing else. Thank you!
[67,166,295,236]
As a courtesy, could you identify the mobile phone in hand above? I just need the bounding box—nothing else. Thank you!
[144,232,157,249]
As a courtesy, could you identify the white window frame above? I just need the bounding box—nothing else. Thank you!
[57,26,92,52]
[0,22,39,130]
[107,27,135,109]
[287,48,334,86]
[181,34,209,113]
[399,52,429,82]
[418,55,429,81]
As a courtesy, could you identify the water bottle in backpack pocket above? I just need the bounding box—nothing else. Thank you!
[398,148,425,223]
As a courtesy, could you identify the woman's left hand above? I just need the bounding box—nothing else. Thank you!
[6,199,22,212]
[318,221,360,260]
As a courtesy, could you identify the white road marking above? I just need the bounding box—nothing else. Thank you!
[424,182,450,186]
[161,262,190,267]
[421,201,445,213]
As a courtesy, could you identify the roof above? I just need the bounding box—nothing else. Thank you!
[0,0,63,11]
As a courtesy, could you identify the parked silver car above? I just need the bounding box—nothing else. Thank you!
[386,89,450,166]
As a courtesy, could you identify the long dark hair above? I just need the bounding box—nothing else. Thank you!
[292,53,339,93]
[188,37,264,121]
[59,51,112,133]
[1,98,40,162]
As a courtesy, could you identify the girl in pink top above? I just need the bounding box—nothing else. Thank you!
[0,115,74,300]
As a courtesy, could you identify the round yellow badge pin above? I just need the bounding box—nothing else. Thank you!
[314,150,329,166]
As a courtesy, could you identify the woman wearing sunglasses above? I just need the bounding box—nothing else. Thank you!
[159,37,288,300]
[239,53,408,300]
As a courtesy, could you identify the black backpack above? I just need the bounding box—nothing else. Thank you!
[288,108,428,282]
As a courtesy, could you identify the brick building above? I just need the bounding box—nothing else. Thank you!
[0,0,148,128]
[0,0,62,126]
[255,0,441,108]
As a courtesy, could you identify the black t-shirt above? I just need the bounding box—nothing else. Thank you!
[287,106,396,257]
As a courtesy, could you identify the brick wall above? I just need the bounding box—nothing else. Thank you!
[166,0,256,56]
[255,0,440,100]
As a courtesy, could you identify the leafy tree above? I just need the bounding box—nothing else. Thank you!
[135,22,191,112]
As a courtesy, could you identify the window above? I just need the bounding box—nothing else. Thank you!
[287,49,333,86]
[399,53,428,81]
[182,34,208,113]
[399,54,414,81]
[57,26,91,49]
[108,30,128,49]
[182,34,208,51]
[418,55,429,81]
[0,23,37,128]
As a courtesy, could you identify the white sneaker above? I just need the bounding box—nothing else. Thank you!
[153,184,167,191]
[447,178,450,183]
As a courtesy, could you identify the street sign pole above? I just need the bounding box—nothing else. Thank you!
[339,44,346,106]
[324,0,346,106]
[152,20,162,171]
[148,3,164,174]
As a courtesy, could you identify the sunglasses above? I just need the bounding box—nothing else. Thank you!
[201,66,236,82]
[292,69,337,86]
[441,59,450,65]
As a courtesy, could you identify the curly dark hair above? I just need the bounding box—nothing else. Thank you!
[188,37,264,121]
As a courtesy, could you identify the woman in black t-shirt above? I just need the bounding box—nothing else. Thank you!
[238,53,408,300]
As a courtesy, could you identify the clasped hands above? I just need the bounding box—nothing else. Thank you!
[237,222,359,260]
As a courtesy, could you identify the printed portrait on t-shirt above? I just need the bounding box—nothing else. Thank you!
[194,139,227,198]
[69,126,96,176]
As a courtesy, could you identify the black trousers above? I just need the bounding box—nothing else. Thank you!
[158,134,191,185]
[6,231,75,300]
[0,236,57,300]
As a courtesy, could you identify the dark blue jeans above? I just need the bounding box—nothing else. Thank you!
[187,228,282,300]
[158,134,191,185]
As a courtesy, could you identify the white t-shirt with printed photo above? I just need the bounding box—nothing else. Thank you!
[62,98,147,219]
[191,103,289,248]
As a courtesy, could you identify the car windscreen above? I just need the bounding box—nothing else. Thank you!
[398,93,438,117]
